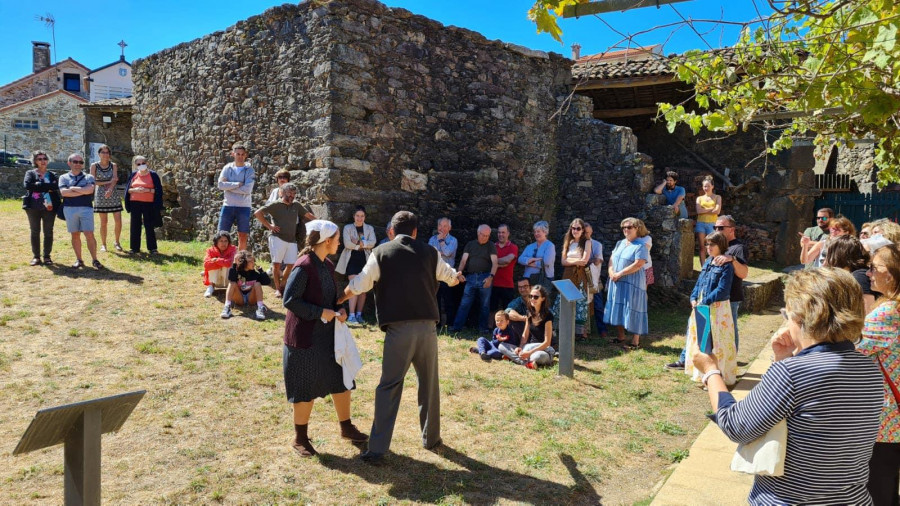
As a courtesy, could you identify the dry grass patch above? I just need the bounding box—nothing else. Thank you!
[0,199,781,504]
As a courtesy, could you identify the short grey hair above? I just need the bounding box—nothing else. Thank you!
[717,215,736,226]
[477,224,491,234]
[281,182,297,194]
[438,217,451,226]
[533,220,549,234]
[67,153,84,162]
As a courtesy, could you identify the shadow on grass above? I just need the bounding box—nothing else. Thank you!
[48,264,145,284]
[130,251,202,266]
[319,445,601,504]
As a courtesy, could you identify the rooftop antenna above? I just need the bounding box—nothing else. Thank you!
[35,13,57,63]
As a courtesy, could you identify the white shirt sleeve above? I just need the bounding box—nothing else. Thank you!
[346,252,380,294]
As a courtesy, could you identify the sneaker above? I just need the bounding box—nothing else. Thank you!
[114,243,123,252]
[150,249,159,255]
[480,353,491,362]
[274,290,282,299]
[30,258,42,266]
[355,312,364,324]
[525,362,536,370]
[92,260,104,270]
[204,285,215,298]
[665,361,686,371]
[255,306,266,321]
[512,358,526,365]
[72,260,84,269]
[221,306,233,319]
[43,257,53,265]
[100,245,107,253]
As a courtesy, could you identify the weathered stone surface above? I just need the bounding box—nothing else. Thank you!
[131,0,682,286]
[0,91,85,164]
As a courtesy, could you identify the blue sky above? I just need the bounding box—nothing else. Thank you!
[0,0,770,85]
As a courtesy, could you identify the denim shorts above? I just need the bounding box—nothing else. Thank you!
[694,221,715,235]
[219,206,251,233]
[64,206,95,233]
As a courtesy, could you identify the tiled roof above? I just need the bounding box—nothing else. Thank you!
[573,47,738,81]
[575,45,660,63]
[0,89,88,114]
[79,97,134,109]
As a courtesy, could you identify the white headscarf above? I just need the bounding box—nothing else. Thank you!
[305,219,339,244]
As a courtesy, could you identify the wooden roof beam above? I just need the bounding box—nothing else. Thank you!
[593,106,660,119]
[575,75,676,90]
[563,0,692,18]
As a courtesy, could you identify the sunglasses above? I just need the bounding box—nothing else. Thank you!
[621,225,634,230]
[816,216,829,221]
[35,157,48,161]
[571,226,582,231]
[529,294,543,299]
[713,225,732,231]
[70,160,84,165]
[99,151,110,154]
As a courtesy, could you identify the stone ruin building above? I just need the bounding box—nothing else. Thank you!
[131,0,686,291]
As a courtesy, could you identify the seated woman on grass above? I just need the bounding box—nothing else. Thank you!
[470,311,520,362]
[500,285,555,369]
[221,250,271,321]
[203,232,237,297]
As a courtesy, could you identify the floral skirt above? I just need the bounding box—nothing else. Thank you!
[685,300,737,385]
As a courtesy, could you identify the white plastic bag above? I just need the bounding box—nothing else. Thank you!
[730,419,787,476]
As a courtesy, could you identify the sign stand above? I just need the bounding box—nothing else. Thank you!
[13,390,146,505]
[553,279,585,378]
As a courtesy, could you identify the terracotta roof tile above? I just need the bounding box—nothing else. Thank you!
[573,47,738,81]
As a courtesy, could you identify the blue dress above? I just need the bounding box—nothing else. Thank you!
[604,239,650,335]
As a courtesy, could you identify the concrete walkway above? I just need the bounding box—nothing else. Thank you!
[651,344,774,505]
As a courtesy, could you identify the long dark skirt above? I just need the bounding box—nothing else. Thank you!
[283,340,352,403]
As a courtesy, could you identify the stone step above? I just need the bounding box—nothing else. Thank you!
[742,272,786,314]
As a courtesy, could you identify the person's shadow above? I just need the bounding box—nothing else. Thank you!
[48,264,144,284]
[318,445,602,504]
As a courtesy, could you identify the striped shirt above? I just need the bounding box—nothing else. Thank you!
[713,341,882,505]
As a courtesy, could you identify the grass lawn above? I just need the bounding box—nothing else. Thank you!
[0,198,780,504]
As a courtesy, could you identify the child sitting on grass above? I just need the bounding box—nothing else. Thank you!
[469,311,520,362]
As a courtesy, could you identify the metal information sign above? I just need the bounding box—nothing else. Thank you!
[552,279,585,378]
[13,390,146,505]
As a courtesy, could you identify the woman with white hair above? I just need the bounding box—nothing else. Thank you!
[281,220,367,457]
[518,220,556,283]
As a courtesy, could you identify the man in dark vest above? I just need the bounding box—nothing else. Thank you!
[338,211,463,463]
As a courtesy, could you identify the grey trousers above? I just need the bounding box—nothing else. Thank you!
[368,320,441,454]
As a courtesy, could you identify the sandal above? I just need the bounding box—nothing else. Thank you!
[72,260,84,269]
[622,342,641,351]
[611,338,625,344]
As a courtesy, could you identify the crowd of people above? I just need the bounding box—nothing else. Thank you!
[21,147,900,499]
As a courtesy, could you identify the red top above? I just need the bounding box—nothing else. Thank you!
[203,244,237,285]
[494,241,518,288]
[130,172,155,202]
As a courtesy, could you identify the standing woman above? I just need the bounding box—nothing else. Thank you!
[518,220,556,283]
[695,176,722,265]
[605,217,650,350]
[123,155,163,254]
[559,218,592,339]
[684,232,736,385]
[22,151,60,265]
[282,220,367,456]
[335,206,376,324]
[858,244,900,505]
[90,144,123,252]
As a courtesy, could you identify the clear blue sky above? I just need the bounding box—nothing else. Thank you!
[0,0,770,85]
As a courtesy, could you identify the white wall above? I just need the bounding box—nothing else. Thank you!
[89,62,133,101]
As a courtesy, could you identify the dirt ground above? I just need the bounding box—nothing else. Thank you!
[0,200,786,505]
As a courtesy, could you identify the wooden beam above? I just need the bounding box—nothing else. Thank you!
[563,0,692,17]
[575,75,676,90]
[593,106,659,119]
[750,106,844,121]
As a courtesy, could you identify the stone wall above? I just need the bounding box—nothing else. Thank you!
[0,91,86,164]
[0,61,90,108]
[82,106,134,181]
[132,0,683,287]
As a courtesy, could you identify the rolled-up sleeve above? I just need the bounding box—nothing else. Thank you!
[347,253,381,294]
[436,252,460,286]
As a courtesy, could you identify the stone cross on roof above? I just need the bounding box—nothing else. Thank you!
[118,40,127,58]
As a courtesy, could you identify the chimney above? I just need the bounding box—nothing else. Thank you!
[32,42,51,73]
[571,43,582,60]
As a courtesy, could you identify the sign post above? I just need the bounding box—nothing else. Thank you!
[13,390,146,505]
[552,279,585,378]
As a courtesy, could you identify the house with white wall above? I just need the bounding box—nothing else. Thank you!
[87,55,133,101]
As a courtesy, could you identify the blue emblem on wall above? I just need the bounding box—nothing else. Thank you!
[119,68,127,77]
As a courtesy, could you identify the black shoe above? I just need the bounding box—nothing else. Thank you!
[480,353,491,362]
[92,259,104,270]
[43,257,53,265]
[665,361,685,371]
[29,258,42,266]
[72,260,84,269]
[360,450,384,465]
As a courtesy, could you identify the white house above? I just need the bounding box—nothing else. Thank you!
[87,56,133,101]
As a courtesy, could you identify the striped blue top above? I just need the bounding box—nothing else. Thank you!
[713,340,882,505]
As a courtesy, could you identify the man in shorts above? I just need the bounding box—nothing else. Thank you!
[58,153,103,269]
[254,182,308,298]
[217,142,255,251]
